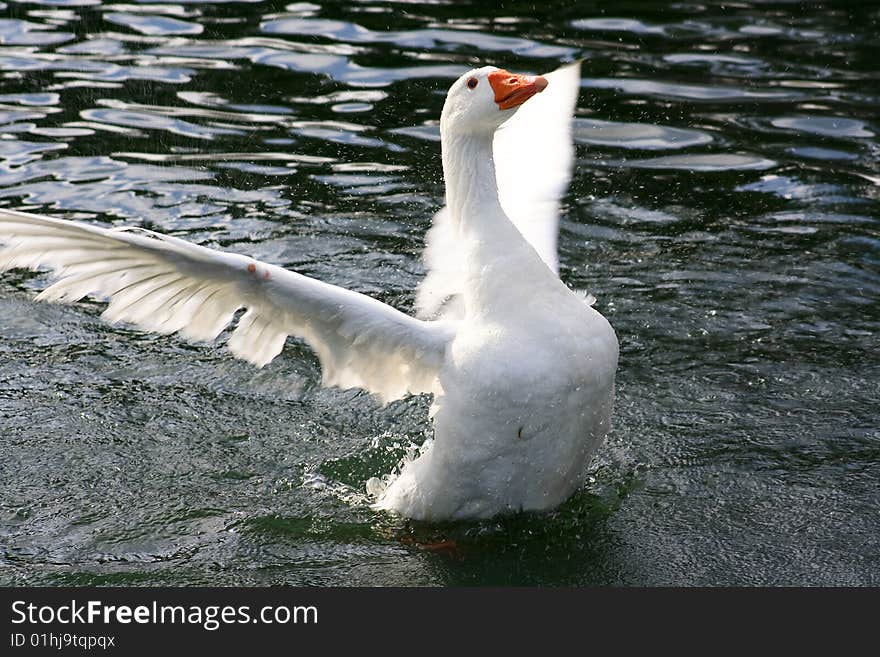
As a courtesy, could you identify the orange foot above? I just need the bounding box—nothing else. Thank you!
[400,536,464,559]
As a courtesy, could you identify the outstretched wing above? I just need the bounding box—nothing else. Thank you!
[0,209,453,403]
[494,60,581,274]
[416,61,581,319]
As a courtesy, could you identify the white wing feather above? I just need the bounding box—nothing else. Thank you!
[0,209,453,403]
[416,61,581,319]
[414,206,466,321]
[495,60,581,274]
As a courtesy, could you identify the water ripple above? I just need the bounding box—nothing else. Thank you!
[770,116,874,139]
[262,17,575,58]
[0,53,195,83]
[80,108,245,140]
[0,19,74,46]
[572,18,666,36]
[584,77,801,102]
[103,13,204,37]
[574,119,713,150]
[0,0,877,587]
[608,153,776,172]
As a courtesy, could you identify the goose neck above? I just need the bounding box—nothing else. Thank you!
[441,129,505,234]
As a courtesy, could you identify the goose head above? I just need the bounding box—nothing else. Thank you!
[441,66,548,135]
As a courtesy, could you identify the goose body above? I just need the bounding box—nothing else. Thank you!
[0,62,618,521]
[377,65,617,518]
[379,250,617,519]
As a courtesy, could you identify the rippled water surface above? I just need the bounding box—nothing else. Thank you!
[0,1,877,586]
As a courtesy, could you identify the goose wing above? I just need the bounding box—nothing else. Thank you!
[494,59,581,274]
[0,209,453,403]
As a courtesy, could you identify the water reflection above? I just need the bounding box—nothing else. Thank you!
[574,119,713,150]
[613,153,776,172]
[103,13,204,36]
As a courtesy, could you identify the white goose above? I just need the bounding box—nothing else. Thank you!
[0,63,618,521]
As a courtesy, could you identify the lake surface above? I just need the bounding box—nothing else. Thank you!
[0,0,877,586]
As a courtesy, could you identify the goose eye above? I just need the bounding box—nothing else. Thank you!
[466,77,478,90]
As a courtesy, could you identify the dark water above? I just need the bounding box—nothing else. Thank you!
[0,0,877,586]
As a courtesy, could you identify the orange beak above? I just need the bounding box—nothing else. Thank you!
[488,69,548,110]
